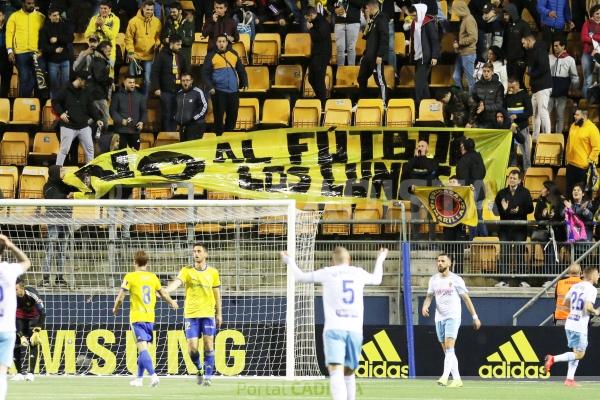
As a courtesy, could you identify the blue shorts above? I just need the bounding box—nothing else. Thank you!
[566,329,588,352]
[131,322,154,343]
[323,329,363,370]
[0,332,15,367]
[435,318,460,343]
[185,318,216,339]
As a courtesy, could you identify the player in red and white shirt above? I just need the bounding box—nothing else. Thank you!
[544,266,599,387]
[422,253,480,388]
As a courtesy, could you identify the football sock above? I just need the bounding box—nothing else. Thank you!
[329,369,347,400]
[0,373,6,400]
[344,374,356,400]
[442,348,454,379]
[450,351,461,380]
[204,351,215,378]
[190,350,201,370]
[567,360,579,380]
[554,352,576,362]
[138,350,155,377]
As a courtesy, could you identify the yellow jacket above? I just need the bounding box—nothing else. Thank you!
[84,13,120,61]
[566,119,600,169]
[125,11,161,61]
[5,9,45,54]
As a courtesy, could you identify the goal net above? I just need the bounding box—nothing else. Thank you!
[0,199,321,378]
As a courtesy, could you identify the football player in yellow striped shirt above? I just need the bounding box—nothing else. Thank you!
[166,243,221,386]
[113,250,178,387]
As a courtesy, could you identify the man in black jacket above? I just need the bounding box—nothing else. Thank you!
[503,3,531,86]
[357,0,388,102]
[456,137,487,237]
[110,75,147,150]
[88,40,113,133]
[306,7,331,107]
[175,73,208,141]
[408,3,439,108]
[438,86,472,127]
[161,2,195,68]
[39,7,73,99]
[152,34,188,132]
[52,72,103,166]
[494,169,534,274]
[469,63,504,128]
[506,77,533,172]
[522,33,552,141]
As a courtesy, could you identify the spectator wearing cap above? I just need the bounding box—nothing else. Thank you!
[503,3,531,86]
[161,2,195,68]
[5,0,45,97]
[125,0,162,98]
[202,34,248,134]
[110,75,146,150]
[84,0,120,67]
[522,33,552,141]
[151,34,188,132]
[452,1,477,93]
[39,6,73,99]
[73,35,99,75]
[52,72,104,166]
[481,3,503,50]
[201,0,239,52]
[537,0,574,48]
[549,38,579,134]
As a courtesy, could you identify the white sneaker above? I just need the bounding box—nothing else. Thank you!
[10,374,24,381]
[542,280,552,288]
[351,105,358,113]
[25,373,34,382]
[130,378,143,387]
[520,281,531,288]
[494,281,508,287]
[150,374,159,387]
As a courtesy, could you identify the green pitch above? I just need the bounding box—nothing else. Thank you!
[8,376,600,399]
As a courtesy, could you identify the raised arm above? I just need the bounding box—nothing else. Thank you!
[164,278,183,293]
[0,234,30,271]
[280,251,317,283]
[460,293,481,330]
[363,248,388,285]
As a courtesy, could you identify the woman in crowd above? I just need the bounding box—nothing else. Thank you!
[564,183,595,263]
[533,181,565,273]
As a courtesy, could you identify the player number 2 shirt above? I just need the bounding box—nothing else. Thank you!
[178,266,221,319]
[565,281,598,334]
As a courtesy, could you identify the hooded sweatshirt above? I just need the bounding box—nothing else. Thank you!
[452,1,478,56]
[503,4,531,61]
[526,39,552,93]
[410,4,440,64]
[549,50,579,97]
[581,17,600,55]
[124,10,162,61]
[44,165,75,200]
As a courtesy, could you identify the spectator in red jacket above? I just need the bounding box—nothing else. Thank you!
[581,4,600,100]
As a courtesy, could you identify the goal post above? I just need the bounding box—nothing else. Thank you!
[0,199,321,379]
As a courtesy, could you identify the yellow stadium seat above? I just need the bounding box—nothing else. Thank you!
[323,99,352,127]
[334,66,359,91]
[292,99,322,128]
[271,64,303,92]
[155,131,180,147]
[303,65,333,98]
[236,98,260,130]
[352,202,383,235]
[19,166,48,199]
[416,99,444,123]
[41,99,57,131]
[239,33,251,55]
[232,41,249,65]
[0,98,9,124]
[355,98,384,127]
[281,33,311,59]
[10,98,40,125]
[430,64,455,87]
[194,32,204,42]
[29,132,59,164]
[0,166,18,198]
[144,186,173,199]
[9,74,18,98]
[191,38,208,65]
[139,132,155,149]
[206,191,236,200]
[395,32,406,56]
[258,215,287,235]
[384,201,411,234]
[534,133,564,166]
[245,66,270,94]
[468,237,500,273]
[252,33,281,65]
[367,65,395,90]
[555,167,566,195]
[261,99,290,127]
[397,65,415,89]
[1,132,29,166]
[355,35,366,58]
[524,167,553,198]
[386,98,415,127]
[322,203,352,235]
[173,182,205,197]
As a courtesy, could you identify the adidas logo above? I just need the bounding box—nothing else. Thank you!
[356,330,408,378]
[479,330,550,379]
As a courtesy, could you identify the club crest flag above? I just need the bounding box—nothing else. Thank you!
[413,186,478,227]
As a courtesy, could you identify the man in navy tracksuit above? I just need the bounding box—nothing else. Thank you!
[357,0,388,103]
[202,34,248,134]
[174,73,208,141]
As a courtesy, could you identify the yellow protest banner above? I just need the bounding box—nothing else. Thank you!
[64,127,512,204]
[413,186,478,227]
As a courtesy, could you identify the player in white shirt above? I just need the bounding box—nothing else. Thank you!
[0,234,31,400]
[280,247,388,400]
[421,253,480,388]
[544,266,599,387]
